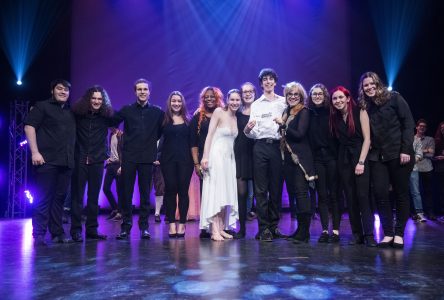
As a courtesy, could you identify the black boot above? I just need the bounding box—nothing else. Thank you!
[292,214,310,244]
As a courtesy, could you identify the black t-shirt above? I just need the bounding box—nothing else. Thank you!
[189,112,211,162]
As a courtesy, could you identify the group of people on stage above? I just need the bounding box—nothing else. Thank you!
[24,68,443,249]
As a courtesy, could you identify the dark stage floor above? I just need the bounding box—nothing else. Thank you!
[1,213,443,299]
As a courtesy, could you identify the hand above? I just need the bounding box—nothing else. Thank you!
[31,152,45,166]
[117,167,121,175]
[355,163,364,175]
[400,153,410,165]
[201,158,209,171]
[194,164,202,178]
[273,117,283,126]
[153,160,160,166]
[244,120,256,133]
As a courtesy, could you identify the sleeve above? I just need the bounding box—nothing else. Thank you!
[394,93,415,154]
[24,102,45,128]
[424,137,435,158]
[156,135,164,161]
[244,102,259,139]
[285,109,310,141]
[189,115,199,147]
[157,110,165,140]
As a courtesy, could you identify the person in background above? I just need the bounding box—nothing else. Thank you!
[103,127,123,221]
[409,130,425,222]
[358,71,415,248]
[24,79,76,245]
[433,121,444,222]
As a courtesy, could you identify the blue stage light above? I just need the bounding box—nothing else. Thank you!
[16,80,22,86]
[387,86,393,91]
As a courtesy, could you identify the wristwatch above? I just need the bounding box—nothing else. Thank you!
[358,161,365,165]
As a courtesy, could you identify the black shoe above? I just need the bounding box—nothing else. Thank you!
[377,237,394,248]
[52,234,73,244]
[34,235,47,246]
[329,233,340,243]
[349,234,364,245]
[271,228,287,239]
[233,231,246,239]
[364,236,377,247]
[168,233,177,238]
[86,232,107,240]
[292,234,309,244]
[116,231,129,240]
[392,236,404,249]
[141,230,151,239]
[176,232,185,238]
[318,232,330,243]
[155,215,161,223]
[199,230,211,239]
[259,229,273,242]
[71,232,83,242]
[224,229,236,236]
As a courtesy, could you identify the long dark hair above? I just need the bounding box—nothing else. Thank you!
[163,91,189,126]
[72,85,113,117]
[329,86,356,137]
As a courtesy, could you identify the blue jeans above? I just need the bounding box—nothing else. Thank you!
[409,170,423,213]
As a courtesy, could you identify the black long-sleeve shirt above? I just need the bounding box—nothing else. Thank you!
[113,102,164,163]
[24,98,76,168]
[74,112,115,164]
[189,112,211,162]
[366,92,415,162]
[308,106,338,162]
[159,123,193,164]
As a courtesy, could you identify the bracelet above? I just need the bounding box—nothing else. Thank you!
[358,161,365,165]
[194,163,200,166]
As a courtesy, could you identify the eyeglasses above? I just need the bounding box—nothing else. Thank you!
[287,93,300,98]
[242,90,254,94]
[312,92,324,97]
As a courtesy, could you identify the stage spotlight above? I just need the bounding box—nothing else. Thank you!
[24,190,33,204]
[19,140,28,147]
[387,86,393,91]
[17,80,22,85]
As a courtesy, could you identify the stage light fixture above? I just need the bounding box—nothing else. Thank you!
[24,190,33,204]
[17,80,22,85]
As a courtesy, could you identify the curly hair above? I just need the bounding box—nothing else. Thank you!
[163,91,189,126]
[72,85,113,117]
[307,83,330,109]
[329,86,357,138]
[357,71,391,110]
[196,86,224,134]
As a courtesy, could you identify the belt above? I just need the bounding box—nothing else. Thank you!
[257,138,280,144]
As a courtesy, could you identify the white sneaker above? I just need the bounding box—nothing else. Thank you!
[417,213,427,223]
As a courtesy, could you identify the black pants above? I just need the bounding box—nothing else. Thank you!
[283,154,311,214]
[339,161,374,236]
[102,162,122,211]
[121,160,152,232]
[70,161,104,235]
[419,171,434,215]
[371,157,413,237]
[315,159,340,231]
[32,164,72,238]
[161,161,193,224]
[283,161,297,217]
[253,141,283,234]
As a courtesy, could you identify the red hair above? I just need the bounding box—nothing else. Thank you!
[197,86,224,134]
[329,86,356,137]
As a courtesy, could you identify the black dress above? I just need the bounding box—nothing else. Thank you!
[234,111,254,180]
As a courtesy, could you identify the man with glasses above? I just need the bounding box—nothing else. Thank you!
[244,68,287,242]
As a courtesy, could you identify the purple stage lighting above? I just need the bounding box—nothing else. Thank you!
[24,190,33,204]
[19,140,28,147]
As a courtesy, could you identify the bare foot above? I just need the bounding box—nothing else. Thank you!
[211,233,224,241]
[220,230,233,239]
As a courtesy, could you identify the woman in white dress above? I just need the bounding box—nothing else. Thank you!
[200,89,241,241]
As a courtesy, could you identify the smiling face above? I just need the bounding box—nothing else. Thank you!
[227,92,241,113]
[331,90,350,113]
[135,82,150,104]
[362,77,377,98]
[203,89,216,110]
[241,83,255,105]
[311,87,325,107]
[52,84,70,103]
[286,87,301,107]
[170,94,183,115]
[90,91,103,112]
[261,75,276,94]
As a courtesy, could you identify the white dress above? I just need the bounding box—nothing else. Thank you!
[199,126,239,230]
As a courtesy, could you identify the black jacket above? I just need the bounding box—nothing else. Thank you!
[366,92,415,162]
[308,106,338,162]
